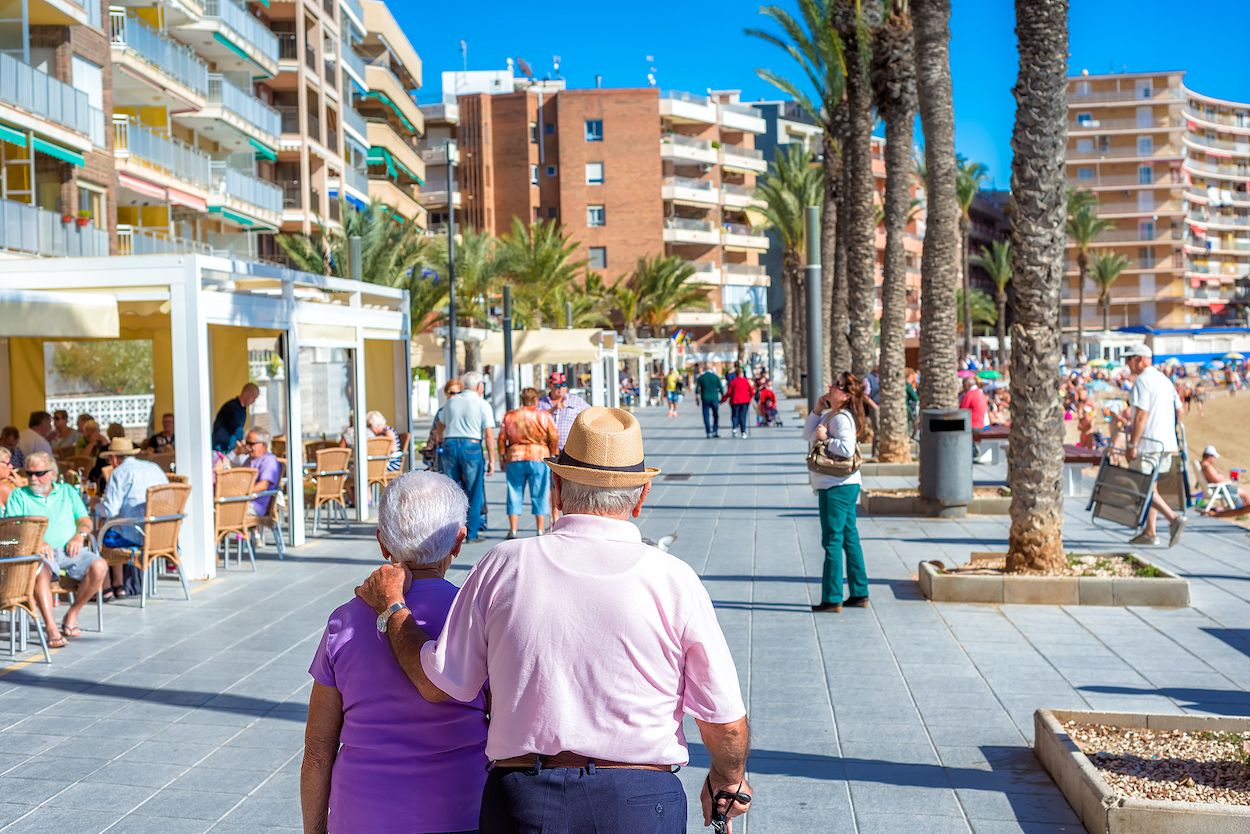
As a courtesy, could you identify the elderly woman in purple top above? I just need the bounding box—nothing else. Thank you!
[301,472,487,834]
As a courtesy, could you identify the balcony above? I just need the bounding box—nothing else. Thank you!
[1191,213,1250,230]
[113,118,212,189]
[415,188,460,209]
[718,101,765,134]
[0,53,94,151]
[720,144,768,174]
[660,133,716,165]
[116,226,212,256]
[188,0,280,77]
[277,105,299,134]
[369,178,422,222]
[1069,173,1181,189]
[282,181,302,209]
[368,120,425,183]
[420,96,459,125]
[1186,187,1250,208]
[1182,106,1250,133]
[1081,228,1184,244]
[208,162,282,226]
[277,32,297,62]
[688,262,721,285]
[341,42,366,86]
[419,143,448,166]
[0,197,109,258]
[363,64,424,136]
[183,74,281,153]
[342,101,367,141]
[1185,157,1250,181]
[1090,200,1184,216]
[1069,115,1176,132]
[723,262,770,286]
[662,176,718,207]
[343,164,368,198]
[341,0,364,26]
[663,217,718,246]
[109,11,209,102]
[1068,87,1183,106]
[1184,132,1250,157]
[660,90,718,125]
[361,0,423,87]
[722,222,769,251]
[721,182,765,209]
[304,41,317,72]
[26,0,94,26]
[324,59,338,92]
[1067,145,1182,161]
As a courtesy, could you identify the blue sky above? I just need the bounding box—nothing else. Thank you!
[400,1,1250,190]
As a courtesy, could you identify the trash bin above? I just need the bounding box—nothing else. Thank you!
[919,408,973,518]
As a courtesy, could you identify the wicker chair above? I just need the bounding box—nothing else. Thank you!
[244,459,286,560]
[0,517,52,663]
[147,452,176,473]
[214,468,258,571]
[365,436,393,507]
[306,447,352,535]
[98,483,191,609]
[272,436,287,458]
[395,432,412,477]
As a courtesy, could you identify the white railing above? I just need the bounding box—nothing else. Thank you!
[207,74,281,138]
[1185,132,1250,155]
[1068,146,1181,160]
[343,164,368,196]
[664,176,715,191]
[0,198,109,257]
[661,133,712,150]
[0,53,92,137]
[1069,88,1182,104]
[116,225,213,256]
[1183,106,1250,131]
[343,100,366,138]
[211,162,283,215]
[114,118,212,188]
[110,11,209,96]
[721,144,764,161]
[724,222,764,236]
[1186,158,1250,178]
[663,90,708,105]
[45,394,154,428]
[720,101,758,117]
[202,0,279,66]
[724,262,767,276]
[665,217,713,232]
[721,182,757,197]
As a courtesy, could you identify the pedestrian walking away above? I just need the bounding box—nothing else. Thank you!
[805,372,871,612]
[356,407,752,833]
[695,363,725,438]
[665,369,682,418]
[723,364,755,438]
[432,371,498,543]
[1122,344,1187,547]
[498,387,560,538]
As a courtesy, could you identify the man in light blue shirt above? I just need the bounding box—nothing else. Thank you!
[434,371,497,542]
[98,437,168,597]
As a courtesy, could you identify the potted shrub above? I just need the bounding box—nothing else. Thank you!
[76,210,92,227]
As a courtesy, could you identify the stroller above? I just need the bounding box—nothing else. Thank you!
[756,389,781,427]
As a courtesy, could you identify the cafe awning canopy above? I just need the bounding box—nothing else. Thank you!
[412,328,612,367]
[0,288,119,338]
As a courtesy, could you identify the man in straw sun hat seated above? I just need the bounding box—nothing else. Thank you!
[357,407,752,833]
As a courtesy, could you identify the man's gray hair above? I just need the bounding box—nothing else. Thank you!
[25,451,56,473]
[247,428,270,444]
[377,472,468,567]
[559,480,644,517]
[461,370,483,390]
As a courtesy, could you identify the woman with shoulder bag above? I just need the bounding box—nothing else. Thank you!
[804,371,871,613]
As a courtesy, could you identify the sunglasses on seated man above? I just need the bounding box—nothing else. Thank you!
[25,469,54,479]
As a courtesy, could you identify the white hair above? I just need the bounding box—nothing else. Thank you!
[24,451,56,473]
[377,471,468,566]
[461,371,483,390]
[559,480,644,517]
[247,427,270,444]
[365,410,387,428]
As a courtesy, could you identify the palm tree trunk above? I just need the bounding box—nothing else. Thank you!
[996,292,1008,369]
[1005,0,1069,575]
[464,339,482,373]
[913,0,961,410]
[781,250,802,393]
[841,9,878,379]
[872,14,916,463]
[831,160,852,373]
[821,135,840,387]
[1102,293,1110,333]
[961,216,973,359]
[1076,251,1087,359]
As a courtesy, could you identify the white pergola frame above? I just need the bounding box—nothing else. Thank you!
[0,254,412,579]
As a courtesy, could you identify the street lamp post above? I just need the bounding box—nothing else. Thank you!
[446,140,459,381]
[503,284,515,411]
[805,205,823,411]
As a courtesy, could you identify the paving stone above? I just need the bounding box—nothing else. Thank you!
[132,787,244,820]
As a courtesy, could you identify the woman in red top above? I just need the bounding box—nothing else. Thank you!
[722,364,756,438]
[498,387,560,538]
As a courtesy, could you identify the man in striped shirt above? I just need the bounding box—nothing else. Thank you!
[537,372,590,451]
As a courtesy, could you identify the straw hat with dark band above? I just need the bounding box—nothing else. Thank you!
[98,437,140,460]
[544,407,661,488]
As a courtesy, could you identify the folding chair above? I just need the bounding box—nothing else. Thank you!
[0,517,52,663]
[1087,437,1165,534]
[98,483,191,608]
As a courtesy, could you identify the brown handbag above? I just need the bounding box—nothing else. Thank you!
[806,411,863,477]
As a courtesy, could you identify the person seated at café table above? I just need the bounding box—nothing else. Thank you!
[76,420,106,456]
[212,383,259,454]
[96,437,168,600]
[144,412,175,453]
[3,451,108,646]
[301,471,488,834]
[51,410,79,451]
[365,411,403,473]
[0,426,24,470]
[18,411,54,459]
[0,447,24,506]
[243,429,282,519]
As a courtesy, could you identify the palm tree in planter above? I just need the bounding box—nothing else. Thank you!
[1066,189,1112,359]
[1005,0,1069,575]
[1091,251,1130,333]
[912,0,961,410]
[956,155,989,361]
[970,240,1013,370]
[725,300,767,364]
[632,255,711,338]
[871,0,918,463]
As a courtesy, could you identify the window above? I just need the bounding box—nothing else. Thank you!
[1077,167,1094,181]
[546,206,558,219]
[77,184,105,229]
[585,162,604,184]
[588,247,607,269]
[585,119,604,142]
[530,165,539,185]
[1139,220,1155,240]
[532,207,541,221]
[1076,112,1094,126]
[1075,80,1091,96]
[1139,247,1154,268]
[587,205,605,227]
[1138,165,1153,185]
[546,165,557,177]
[530,122,538,143]
[545,122,555,135]
[1076,138,1094,154]
[1137,136,1153,155]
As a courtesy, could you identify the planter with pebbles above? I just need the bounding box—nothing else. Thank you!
[858,460,920,477]
[917,552,1188,607]
[1034,708,1250,834]
[860,487,1011,517]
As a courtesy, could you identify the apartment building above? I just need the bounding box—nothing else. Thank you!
[1066,70,1250,339]
[0,0,423,262]
[419,68,770,336]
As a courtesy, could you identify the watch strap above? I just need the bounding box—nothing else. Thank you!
[377,601,407,632]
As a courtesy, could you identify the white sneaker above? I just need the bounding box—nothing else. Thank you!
[1129,532,1160,547]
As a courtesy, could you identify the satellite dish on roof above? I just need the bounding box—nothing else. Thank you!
[517,57,533,78]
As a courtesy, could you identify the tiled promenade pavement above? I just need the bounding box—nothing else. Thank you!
[2,399,1250,832]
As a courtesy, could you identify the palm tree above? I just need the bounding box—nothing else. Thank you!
[496,218,587,328]
[747,0,847,382]
[1091,251,1130,332]
[429,228,501,371]
[835,0,881,378]
[912,0,960,410]
[870,0,917,463]
[631,255,711,337]
[970,240,1013,369]
[754,143,822,388]
[956,288,997,336]
[549,272,611,329]
[1066,189,1112,356]
[725,300,767,364]
[956,156,989,360]
[1005,0,1069,575]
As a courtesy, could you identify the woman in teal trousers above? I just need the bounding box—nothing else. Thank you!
[804,371,871,612]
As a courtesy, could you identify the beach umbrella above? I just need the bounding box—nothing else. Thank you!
[1087,358,1110,368]
[957,370,975,378]
[1085,379,1113,392]
[1225,352,1244,360]
[977,370,1002,380]
[1204,360,1226,370]
[1162,357,1181,367]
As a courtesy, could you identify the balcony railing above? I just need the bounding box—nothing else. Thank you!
[326,126,338,151]
[116,226,212,256]
[0,53,92,137]
[110,11,209,97]
[342,42,365,81]
[1071,173,1181,188]
[114,118,212,188]
[341,0,363,21]
[1191,213,1250,228]
[665,217,713,233]
[721,144,764,161]
[1185,133,1250,155]
[1069,87,1183,104]
[1091,201,1183,215]
[662,90,709,105]
[1070,116,1175,131]
[208,74,281,138]
[305,41,317,71]
[1186,187,1250,207]
[661,133,712,150]
[324,60,337,89]
[343,102,366,138]
[724,262,767,276]
[322,0,334,19]
[344,164,367,195]
[1183,106,1250,130]
[664,176,715,192]
[309,186,322,216]
[307,111,321,140]
[277,32,297,61]
[1068,145,1182,160]
[1187,158,1250,178]
[282,180,301,209]
[724,222,764,236]
[211,163,282,216]
[202,0,279,67]
[1091,228,1183,244]
[721,183,757,197]
[277,104,299,133]
[719,101,758,117]
[0,197,109,257]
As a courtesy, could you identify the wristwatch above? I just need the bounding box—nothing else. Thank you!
[376,601,407,633]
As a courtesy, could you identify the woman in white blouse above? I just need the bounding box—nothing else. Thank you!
[803,372,871,613]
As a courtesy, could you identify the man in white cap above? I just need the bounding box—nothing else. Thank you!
[357,407,751,833]
[1123,344,1186,546]
[1200,445,1250,509]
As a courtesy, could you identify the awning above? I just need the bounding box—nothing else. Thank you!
[478,329,605,365]
[367,146,424,186]
[249,137,277,161]
[167,186,208,212]
[118,172,167,200]
[0,289,119,338]
[0,122,27,148]
[33,137,84,167]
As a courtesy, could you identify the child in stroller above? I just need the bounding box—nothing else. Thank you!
[756,384,780,427]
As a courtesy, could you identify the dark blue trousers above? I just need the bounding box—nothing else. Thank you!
[701,401,720,436]
[731,403,750,435]
[441,438,485,539]
[480,765,686,833]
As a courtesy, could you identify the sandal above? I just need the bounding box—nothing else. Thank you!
[60,621,81,639]
[112,585,128,599]
[46,634,68,649]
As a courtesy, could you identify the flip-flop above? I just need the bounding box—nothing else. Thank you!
[60,622,81,639]
[47,635,68,649]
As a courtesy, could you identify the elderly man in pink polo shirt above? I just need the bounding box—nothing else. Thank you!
[358,407,752,833]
